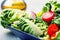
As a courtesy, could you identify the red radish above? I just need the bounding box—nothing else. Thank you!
[42,11,55,23]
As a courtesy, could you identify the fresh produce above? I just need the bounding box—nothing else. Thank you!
[42,11,55,23]
[34,17,48,30]
[29,11,36,19]
[42,0,60,23]
[1,9,14,28]
[36,6,48,17]
[52,9,60,26]
[1,0,60,40]
[47,24,59,40]
[53,31,60,40]
[36,12,42,17]
[0,9,26,28]
[11,17,49,39]
[11,18,43,38]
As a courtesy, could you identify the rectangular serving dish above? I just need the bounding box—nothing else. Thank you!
[7,25,41,40]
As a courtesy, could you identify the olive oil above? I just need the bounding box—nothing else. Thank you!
[2,0,26,10]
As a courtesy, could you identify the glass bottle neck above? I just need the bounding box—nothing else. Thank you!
[6,0,24,2]
[13,0,24,2]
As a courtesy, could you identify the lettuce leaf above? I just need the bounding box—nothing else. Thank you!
[53,31,60,40]
[1,9,26,28]
[11,18,43,38]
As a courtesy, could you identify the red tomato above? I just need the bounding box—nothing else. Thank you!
[47,24,58,37]
[47,24,58,40]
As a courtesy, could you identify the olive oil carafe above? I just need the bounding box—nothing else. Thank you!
[2,0,26,10]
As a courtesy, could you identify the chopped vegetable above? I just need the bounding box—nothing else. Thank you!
[1,0,60,40]
[42,11,55,23]
[36,12,42,17]
[36,6,48,17]
[52,9,60,26]
[11,18,43,38]
[29,11,36,19]
[47,24,59,40]
[1,9,26,28]
[34,17,48,30]
[53,31,60,40]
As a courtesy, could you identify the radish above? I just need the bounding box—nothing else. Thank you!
[42,11,55,23]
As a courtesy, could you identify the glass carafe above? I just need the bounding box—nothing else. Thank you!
[2,0,26,10]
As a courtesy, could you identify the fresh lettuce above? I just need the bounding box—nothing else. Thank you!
[52,9,60,25]
[53,31,60,40]
[11,18,43,38]
[1,9,26,28]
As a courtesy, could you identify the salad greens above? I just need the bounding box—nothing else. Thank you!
[0,8,48,38]
[53,31,60,40]
[1,9,26,28]
[52,8,60,25]
[1,9,14,28]
[1,0,60,40]
[36,0,59,17]
[11,18,43,38]
[34,17,48,30]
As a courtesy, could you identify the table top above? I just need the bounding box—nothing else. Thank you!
[0,0,60,40]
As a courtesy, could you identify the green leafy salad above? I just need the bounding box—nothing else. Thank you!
[1,0,60,40]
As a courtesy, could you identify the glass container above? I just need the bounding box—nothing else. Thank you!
[1,0,26,10]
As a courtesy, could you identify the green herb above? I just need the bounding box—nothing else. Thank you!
[53,31,60,40]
